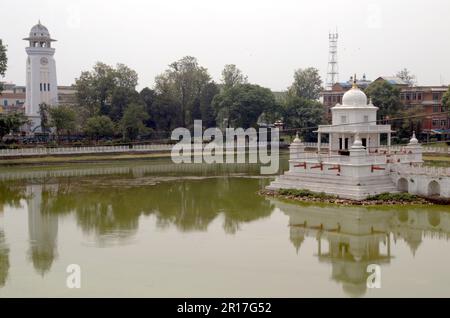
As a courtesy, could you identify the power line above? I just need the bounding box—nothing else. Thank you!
[281,110,450,133]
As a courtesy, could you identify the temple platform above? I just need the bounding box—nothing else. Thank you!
[267,171,398,200]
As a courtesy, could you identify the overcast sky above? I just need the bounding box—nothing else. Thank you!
[1,0,450,90]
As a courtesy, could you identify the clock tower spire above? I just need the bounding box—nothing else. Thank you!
[23,21,58,131]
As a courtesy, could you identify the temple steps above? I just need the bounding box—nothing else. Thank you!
[280,172,396,187]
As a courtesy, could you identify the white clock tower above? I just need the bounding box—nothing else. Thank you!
[24,21,58,131]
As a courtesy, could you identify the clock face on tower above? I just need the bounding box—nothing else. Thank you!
[40,57,48,65]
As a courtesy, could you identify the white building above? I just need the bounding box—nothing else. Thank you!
[24,21,58,131]
[268,79,450,200]
[317,80,392,152]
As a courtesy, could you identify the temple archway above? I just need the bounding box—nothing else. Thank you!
[428,180,441,197]
[398,178,408,192]
[427,211,441,227]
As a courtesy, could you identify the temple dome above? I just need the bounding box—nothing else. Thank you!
[341,86,368,107]
[29,21,51,38]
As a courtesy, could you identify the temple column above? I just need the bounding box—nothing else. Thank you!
[317,132,321,153]
[329,133,332,155]
[388,132,391,153]
[318,238,322,256]
[387,233,391,257]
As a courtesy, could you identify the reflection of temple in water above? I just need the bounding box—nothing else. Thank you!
[27,184,58,276]
[274,200,450,297]
[0,230,10,288]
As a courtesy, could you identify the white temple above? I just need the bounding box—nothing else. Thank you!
[268,78,450,200]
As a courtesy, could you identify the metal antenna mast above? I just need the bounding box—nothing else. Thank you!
[326,31,339,90]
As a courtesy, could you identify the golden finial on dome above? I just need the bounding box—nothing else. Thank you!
[352,74,357,88]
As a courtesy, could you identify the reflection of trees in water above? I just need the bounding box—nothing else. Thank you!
[149,178,273,234]
[0,230,9,288]
[36,177,273,237]
[0,181,27,211]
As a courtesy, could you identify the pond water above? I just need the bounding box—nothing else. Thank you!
[0,157,450,297]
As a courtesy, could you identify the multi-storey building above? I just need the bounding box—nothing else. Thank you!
[0,82,77,114]
[398,85,448,133]
[0,83,26,113]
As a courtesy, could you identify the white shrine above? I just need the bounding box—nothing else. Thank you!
[24,21,58,131]
[268,78,450,200]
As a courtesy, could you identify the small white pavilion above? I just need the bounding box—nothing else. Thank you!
[268,78,450,200]
[317,78,392,154]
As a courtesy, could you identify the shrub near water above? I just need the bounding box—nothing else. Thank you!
[278,189,336,199]
[366,192,418,202]
[277,189,421,203]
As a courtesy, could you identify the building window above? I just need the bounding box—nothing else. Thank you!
[406,94,410,101]
[441,120,447,127]
[433,93,440,101]
[40,83,42,91]
[418,93,422,100]
[412,93,416,100]
[48,83,50,91]
[341,116,347,124]
[3,100,7,107]
[432,119,439,127]
[364,115,369,123]
[433,105,439,113]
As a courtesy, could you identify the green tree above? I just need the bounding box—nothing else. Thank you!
[84,115,115,140]
[38,103,50,133]
[396,105,423,141]
[365,80,403,120]
[49,106,77,140]
[120,103,149,141]
[155,56,211,127]
[396,68,416,86]
[75,62,139,119]
[0,112,29,140]
[200,82,220,127]
[0,39,7,93]
[109,87,142,122]
[282,94,324,141]
[212,84,276,128]
[443,86,450,110]
[140,87,157,128]
[288,67,322,100]
[221,64,247,89]
[140,87,180,133]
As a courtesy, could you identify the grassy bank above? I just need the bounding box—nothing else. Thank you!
[423,154,450,167]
